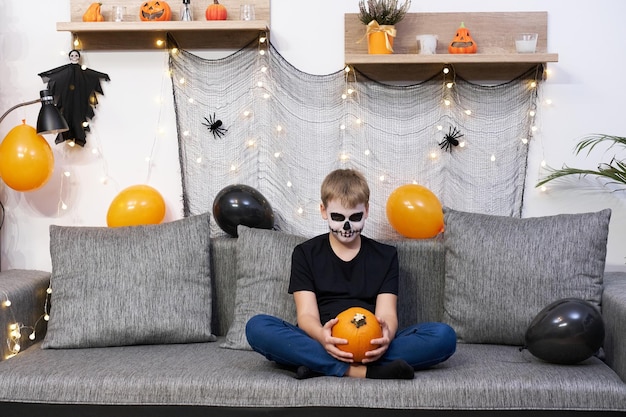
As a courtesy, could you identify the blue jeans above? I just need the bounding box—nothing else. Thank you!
[245,314,457,377]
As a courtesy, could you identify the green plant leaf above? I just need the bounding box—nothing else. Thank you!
[536,134,626,190]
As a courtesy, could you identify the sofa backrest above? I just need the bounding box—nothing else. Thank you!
[209,236,446,336]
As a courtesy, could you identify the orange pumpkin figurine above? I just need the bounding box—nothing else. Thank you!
[139,1,172,21]
[82,2,104,22]
[448,22,477,54]
[205,0,227,20]
[332,307,382,363]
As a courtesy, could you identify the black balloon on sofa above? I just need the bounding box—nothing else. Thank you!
[524,298,605,365]
[213,184,275,237]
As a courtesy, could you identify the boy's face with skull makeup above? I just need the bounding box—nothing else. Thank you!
[321,200,368,244]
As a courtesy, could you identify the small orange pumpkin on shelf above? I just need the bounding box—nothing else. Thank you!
[205,0,227,21]
[82,2,104,22]
[331,307,382,363]
[139,1,172,21]
[448,22,477,54]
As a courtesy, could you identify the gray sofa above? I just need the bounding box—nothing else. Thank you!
[0,208,625,416]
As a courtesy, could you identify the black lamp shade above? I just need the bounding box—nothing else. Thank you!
[36,90,69,135]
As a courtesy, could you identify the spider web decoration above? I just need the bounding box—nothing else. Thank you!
[169,36,542,239]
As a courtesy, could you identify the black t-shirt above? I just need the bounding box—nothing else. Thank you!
[288,233,399,325]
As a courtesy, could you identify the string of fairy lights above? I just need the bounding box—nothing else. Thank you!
[2,31,555,358]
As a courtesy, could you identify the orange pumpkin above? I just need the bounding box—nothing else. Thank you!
[332,307,382,363]
[139,1,172,21]
[82,2,104,22]
[205,0,227,20]
[448,22,477,54]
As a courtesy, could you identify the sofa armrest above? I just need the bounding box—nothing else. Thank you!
[602,271,626,382]
[0,270,51,361]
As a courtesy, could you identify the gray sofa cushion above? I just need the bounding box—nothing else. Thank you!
[221,226,306,350]
[442,208,610,345]
[1,339,624,411]
[43,213,215,349]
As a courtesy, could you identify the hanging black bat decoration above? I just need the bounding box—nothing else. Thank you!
[38,49,110,147]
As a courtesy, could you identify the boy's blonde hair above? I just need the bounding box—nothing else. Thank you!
[320,169,370,208]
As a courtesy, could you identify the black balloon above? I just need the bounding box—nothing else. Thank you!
[212,184,274,237]
[525,298,605,365]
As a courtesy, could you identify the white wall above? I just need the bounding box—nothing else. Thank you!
[1,0,624,271]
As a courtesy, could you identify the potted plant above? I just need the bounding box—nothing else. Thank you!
[536,134,626,190]
[358,0,411,54]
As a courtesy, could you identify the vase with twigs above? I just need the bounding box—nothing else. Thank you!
[358,0,411,54]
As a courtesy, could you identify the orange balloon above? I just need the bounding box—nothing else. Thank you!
[0,122,54,191]
[386,184,444,239]
[107,185,166,227]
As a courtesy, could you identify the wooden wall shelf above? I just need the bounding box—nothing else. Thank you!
[58,0,270,50]
[345,11,558,81]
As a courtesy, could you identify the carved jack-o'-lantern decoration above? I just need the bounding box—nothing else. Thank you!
[448,22,477,54]
[139,1,172,21]
[331,307,382,363]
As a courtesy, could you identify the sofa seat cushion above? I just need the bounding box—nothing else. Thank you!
[0,341,624,412]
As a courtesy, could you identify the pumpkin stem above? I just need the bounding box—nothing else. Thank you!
[214,0,220,3]
[460,22,466,28]
[351,313,367,328]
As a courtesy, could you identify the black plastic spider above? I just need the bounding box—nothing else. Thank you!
[439,126,463,152]
[202,113,228,139]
